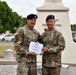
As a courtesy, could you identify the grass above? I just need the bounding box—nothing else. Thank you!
[0,45,15,57]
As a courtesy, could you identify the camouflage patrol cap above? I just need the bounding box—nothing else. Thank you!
[27,14,38,19]
[46,15,55,22]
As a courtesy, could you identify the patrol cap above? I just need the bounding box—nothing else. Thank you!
[27,14,38,19]
[46,15,55,22]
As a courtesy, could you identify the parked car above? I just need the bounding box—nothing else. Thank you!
[5,34,14,41]
[73,36,76,42]
[0,34,14,41]
[0,34,6,41]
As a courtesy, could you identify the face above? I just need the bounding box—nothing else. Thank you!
[46,19,55,30]
[27,18,36,29]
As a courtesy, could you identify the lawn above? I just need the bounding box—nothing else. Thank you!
[0,45,15,57]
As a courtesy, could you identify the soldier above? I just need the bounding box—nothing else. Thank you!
[42,15,65,75]
[14,14,40,75]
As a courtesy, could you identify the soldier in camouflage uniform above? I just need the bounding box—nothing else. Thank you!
[14,14,40,75]
[41,15,65,75]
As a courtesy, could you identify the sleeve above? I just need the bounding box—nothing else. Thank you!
[48,32,65,53]
[14,28,29,56]
[38,32,45,44]
[37,34,43,43]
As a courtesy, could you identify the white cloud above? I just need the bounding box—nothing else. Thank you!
[1,0,76,24]
[1,0,44,17]
[63,0,76,24]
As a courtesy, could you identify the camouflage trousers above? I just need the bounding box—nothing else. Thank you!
[17,62,37,75]
[42,66,61,75]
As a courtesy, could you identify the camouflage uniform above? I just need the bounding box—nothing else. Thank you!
[14,25,40,75]
[42,29,65,75]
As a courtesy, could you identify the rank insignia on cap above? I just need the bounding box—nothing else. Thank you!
[34,15,37,19]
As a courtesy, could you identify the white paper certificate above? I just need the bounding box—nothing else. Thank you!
[29,42,43,55]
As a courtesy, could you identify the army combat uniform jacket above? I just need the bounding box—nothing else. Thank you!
[14,25,40,63]
[42,29,65,67]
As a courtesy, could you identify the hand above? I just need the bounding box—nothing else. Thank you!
[28,52,36,55]
[42,47,48,52]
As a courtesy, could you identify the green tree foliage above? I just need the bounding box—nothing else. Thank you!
[71,24,76,31]
[0,1,27,33]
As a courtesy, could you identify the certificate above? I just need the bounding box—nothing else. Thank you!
[29,42,43,55]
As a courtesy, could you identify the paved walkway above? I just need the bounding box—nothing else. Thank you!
[0,60,76,75]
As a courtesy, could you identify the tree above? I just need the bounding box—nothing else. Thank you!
[0,1,27,33]
[71,24,76,31]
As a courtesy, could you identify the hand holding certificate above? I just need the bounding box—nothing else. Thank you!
[29,42,43,55]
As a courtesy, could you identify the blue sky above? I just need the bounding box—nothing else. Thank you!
[1,0,76,24]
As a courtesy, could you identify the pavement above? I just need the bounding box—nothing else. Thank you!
[0,58,76,75]
[37,67,68,75]
[60,67,68,75]
[0,41,14,46]
[37,62,69,75]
